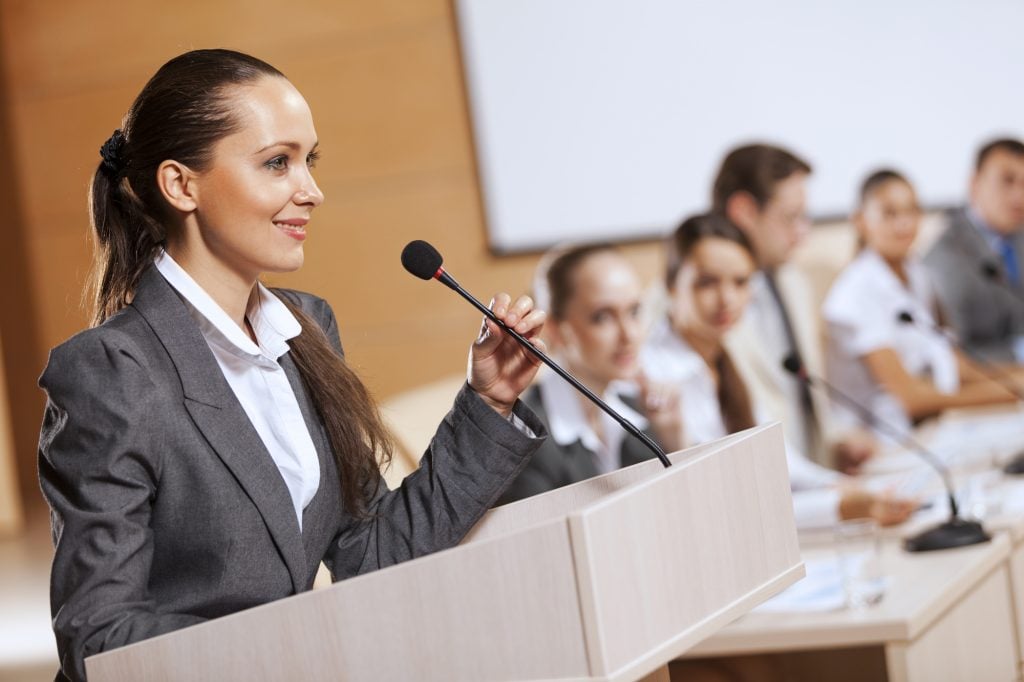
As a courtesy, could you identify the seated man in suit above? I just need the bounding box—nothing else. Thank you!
[497,244,684,504]
[713,144,876,473]
[923,138,1024,362]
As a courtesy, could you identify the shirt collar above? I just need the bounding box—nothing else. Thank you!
[966,205,1007,251]
[538,368,648,449]
[154,251,301,361]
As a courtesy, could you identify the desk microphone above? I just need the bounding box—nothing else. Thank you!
[401,239,671,468]
[980,261,1024,305]
[896,311,1024,401]
[781,353,990,552]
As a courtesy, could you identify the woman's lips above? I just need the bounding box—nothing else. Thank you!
[274,219,308,241]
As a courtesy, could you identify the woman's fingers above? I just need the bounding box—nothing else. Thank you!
[501,294,535,328]
[514,308,547,336]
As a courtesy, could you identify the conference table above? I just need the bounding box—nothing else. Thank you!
[682,404,1024,682]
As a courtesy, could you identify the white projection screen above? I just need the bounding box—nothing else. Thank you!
[455,0,1024,253]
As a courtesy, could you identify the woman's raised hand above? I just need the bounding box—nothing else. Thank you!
[468,293,547,417]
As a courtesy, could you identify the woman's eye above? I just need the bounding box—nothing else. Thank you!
[307,149,321,168]
[695,276,717,289]
[265,156,288,171]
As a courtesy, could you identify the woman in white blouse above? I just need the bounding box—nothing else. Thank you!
[823,170,1019,438]
[641,213,915,528]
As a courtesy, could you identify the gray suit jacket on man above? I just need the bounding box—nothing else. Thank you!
[923,206,1024,361]
[38,267,545,682]
[495,383,659,505]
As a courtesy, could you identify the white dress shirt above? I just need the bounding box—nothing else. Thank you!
[537,368,648,475]
[641,318,842,528]
[155,252,321,530]
[823,248,959,439]
[734,271,816,456]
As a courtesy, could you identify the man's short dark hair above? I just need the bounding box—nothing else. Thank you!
[711,144,812,213]
[976,138,1024,171]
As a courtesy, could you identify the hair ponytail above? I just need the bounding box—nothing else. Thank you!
[280,300,394,518]
[87,157,166,326]
[716,351,756,434]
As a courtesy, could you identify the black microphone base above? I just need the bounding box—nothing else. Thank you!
[903,518,991,553]
[1003,451,1024,475]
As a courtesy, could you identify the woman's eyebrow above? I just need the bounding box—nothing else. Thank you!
[254,140,320,154]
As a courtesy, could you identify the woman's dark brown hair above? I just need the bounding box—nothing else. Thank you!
[858,168,910,207]
[542,242,618,320]
[665,213,756,434]
[88,48,391,517]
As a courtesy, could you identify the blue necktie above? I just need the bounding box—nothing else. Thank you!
[999,237,1020,286]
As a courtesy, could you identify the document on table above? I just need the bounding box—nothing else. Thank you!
[753,557,847,613]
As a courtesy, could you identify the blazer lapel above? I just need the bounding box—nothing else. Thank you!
[279,352,339,563]
[130,267,309,593]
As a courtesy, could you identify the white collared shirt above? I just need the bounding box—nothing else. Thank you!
[537,368,648,475]
[641,319,841,528]
[823,248,959,439]
[155,252,321,530]
[741,271,815,456]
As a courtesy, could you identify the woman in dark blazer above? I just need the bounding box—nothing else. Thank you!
[39,49,547,682]
[497,244,683,504]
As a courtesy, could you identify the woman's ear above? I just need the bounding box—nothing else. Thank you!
[156,160,198,213]
[851,209,868,241]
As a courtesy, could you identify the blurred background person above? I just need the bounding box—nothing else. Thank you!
[924,138,1024,362]
[642,213,915,529]
[823,169,1021,439]
[497,244,684,504]
[713,144,877,474]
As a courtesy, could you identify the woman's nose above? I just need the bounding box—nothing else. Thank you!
[295,171,325,207]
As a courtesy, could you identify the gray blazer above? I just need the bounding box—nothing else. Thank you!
[38,266,545,682]
[496,383,659,505]
[923,206,1024,361]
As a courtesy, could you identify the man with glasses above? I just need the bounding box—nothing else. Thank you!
[713,144,875,473]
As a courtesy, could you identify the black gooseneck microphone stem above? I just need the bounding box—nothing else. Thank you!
[436,269,672,468]
[897,312,1024,401]
[787,358,960,518]
[785,357,990,552]
[981,262,1024,305]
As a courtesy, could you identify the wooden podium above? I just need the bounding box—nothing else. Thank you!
[86,424,802,682]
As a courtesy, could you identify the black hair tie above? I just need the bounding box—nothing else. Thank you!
[99,129,127,179]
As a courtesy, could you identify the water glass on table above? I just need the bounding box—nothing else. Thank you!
[835,518,885,609]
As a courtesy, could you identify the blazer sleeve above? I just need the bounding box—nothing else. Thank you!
[39,331,206,682]
[309,302,549,579]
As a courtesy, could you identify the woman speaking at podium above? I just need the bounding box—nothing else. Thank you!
[38,49,546,682]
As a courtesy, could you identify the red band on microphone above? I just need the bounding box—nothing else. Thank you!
[433,266,445,280]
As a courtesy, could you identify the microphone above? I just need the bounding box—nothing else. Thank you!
[980,261,1024,305]
[781,353,990,552]
[896,310,1024,401]
[401,240,671,468]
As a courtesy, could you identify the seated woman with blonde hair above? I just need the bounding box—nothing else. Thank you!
[497,244,684,503]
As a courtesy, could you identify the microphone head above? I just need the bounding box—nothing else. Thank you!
[401,240,443,280]
[781,353,802,375]
[897,311,915,324]
[980,261,1000,281]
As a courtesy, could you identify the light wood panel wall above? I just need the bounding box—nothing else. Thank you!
[0,1,664,515]
[0,333,23,536]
